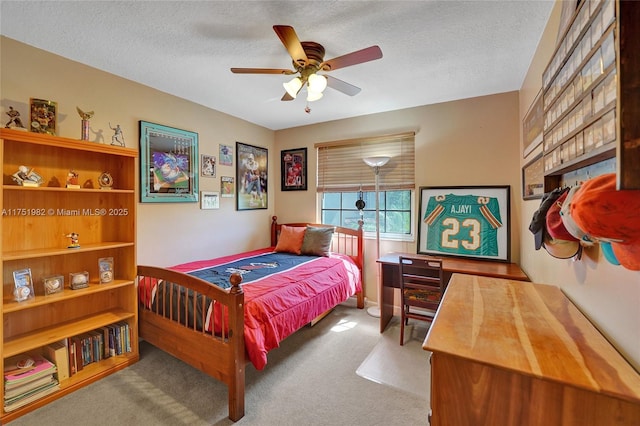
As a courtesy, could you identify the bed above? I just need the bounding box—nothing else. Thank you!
[136,216,364,421]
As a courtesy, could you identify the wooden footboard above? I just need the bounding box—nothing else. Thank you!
[270,216,365,308]
[137,265,246,421]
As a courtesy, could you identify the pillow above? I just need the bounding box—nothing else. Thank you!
[301,226,335,257]
[274,225,306,255]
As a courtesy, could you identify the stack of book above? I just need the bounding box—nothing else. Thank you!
[4,353,59,412]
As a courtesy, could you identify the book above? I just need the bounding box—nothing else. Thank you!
[4,353,57,386]
[71,336,83,372]
[4,376,56,399]
[4,381,58,412]
[42,341,69,381]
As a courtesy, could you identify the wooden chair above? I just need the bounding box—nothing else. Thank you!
[399,256,445,345]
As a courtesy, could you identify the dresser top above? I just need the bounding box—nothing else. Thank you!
[423,273,640,403]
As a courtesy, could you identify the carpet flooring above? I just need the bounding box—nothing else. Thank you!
[9,303,430,426]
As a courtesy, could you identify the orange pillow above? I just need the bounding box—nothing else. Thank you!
[274,225,306,255]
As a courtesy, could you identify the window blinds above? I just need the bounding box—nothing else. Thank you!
[315,132,415,192]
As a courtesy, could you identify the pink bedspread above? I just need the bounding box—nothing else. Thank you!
[143,248,361,370]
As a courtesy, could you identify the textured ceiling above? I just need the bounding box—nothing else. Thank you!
[0,1,554,131]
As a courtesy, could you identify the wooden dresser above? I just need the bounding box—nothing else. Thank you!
[423,273,640,426]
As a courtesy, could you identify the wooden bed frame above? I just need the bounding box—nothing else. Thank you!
[136,216,364,421]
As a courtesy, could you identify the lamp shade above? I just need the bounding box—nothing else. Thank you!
[306,90,324,102]
[283,77,302,98]
[363,156,391,168]
[308,73,328,93]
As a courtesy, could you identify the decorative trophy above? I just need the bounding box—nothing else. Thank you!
[76,106,94,141]
[99,171,114,190]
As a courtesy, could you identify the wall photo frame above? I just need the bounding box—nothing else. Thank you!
[200,191,220,209]
[522,153,544,200]
[139,120,198,203]
[418,186,511,262]
[201,154,216,178]
[281,147,307,191]
[236,142,267,210]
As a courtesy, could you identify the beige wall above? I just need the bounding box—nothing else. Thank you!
[275,92,522,321]
[518,1,640,371]
[1,36,275,267]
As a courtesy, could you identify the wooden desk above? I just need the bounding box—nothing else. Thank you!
[377,253,528,333]
[423,274,640,426]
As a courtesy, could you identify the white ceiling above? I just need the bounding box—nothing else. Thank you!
[0,1,554,131]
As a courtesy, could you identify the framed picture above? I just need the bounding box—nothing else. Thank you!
[281,148,307,191]
[219,144,233,166]
[523,89,544,158]
[139,120,198,203]
[221,176,234,198]
[29,98,57,135]
[522,153,544,200]
[236,142,268,210]
[200,191,220,209]
[201,154,216,177]
[417,186,511,262]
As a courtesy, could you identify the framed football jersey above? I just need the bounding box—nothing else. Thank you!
[418,186,511,262]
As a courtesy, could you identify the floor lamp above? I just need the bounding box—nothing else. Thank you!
[363,156,390,317]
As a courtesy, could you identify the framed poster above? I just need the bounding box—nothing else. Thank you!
[523,89,544,158]
[201,154,216,177]
[522,153,544,200]
[139,121,198,203]
[221,176,234,198]
[219,144,233,166]
[281,147,307,191]
[236,142,267,210]
[417,186,511,262]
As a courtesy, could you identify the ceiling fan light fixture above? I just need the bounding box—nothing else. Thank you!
[308,73,327,93]
[283,77,302,98]
[307,90,323,102]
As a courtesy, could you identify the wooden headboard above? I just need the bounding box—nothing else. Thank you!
[270,216,364,275]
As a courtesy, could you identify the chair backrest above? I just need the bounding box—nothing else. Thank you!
[399,256,444,292]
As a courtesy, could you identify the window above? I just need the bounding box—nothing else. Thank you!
[321,190,412,236]
[315,132,415,239]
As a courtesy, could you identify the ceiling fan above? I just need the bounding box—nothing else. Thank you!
[231,25,383,105]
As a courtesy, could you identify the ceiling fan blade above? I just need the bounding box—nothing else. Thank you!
[321,45,383,71]
[281,92,294,101]
[273,25,308,67]
[231,67,295,75]
[326,75,361,96]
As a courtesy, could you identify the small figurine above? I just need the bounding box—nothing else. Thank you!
[66,170,80,188]
[76,106,94,141]
[5,106,25,129]
[12,165,44,187]
[109,122,125,146]
[66,232,80,249]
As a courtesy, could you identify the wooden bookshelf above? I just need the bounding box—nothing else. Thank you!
[0,128,139,422]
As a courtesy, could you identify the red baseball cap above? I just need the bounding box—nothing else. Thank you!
[546,191,578,242]
[571,173,640,271]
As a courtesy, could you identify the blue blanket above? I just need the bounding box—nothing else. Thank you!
[187,252,317,289]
